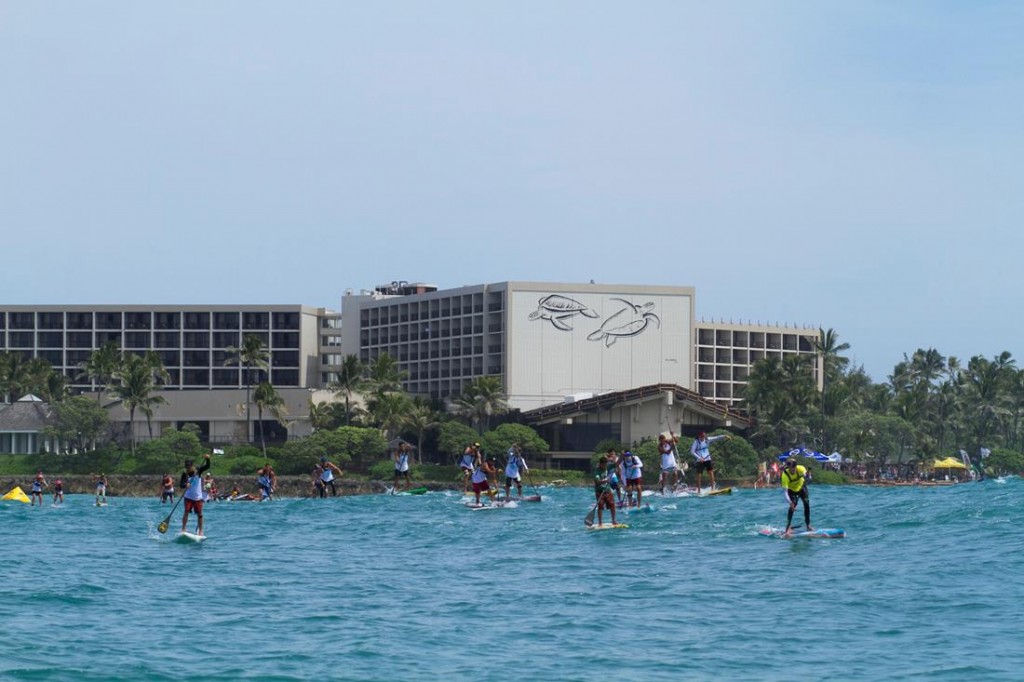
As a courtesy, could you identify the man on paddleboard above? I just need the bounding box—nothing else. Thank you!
[180,453,211,536]
[459,444,479,492]
[503,443,528,500]
[470,457,496,506]
[781,456,813,538]
[690,431,731,492]
[593,455,618,526]
[393,442,413,491]
[161,473,175,504]
[621,450,644,507]
[316,457,344,497]
[658,433,682,492]
[30,470,47,506]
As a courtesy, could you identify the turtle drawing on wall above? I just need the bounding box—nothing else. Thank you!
[586,298,661,346]
[527,294,600,331]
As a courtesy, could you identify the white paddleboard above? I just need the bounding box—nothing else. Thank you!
[175,531,207,543]
[758,527,845,539]
[586,523,629,531]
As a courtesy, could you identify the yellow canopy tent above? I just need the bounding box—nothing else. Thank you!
[2,486,30,503]
[932,457,967,469]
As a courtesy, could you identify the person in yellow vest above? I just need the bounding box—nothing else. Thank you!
[781,457,813,538]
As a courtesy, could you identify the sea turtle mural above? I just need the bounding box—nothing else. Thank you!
[586,298,661,347]
[528,294,600,331]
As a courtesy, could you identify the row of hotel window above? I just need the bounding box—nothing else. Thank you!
[25,349,302,367]
[0,311,302,331]
[67,368,301,387]
[0,331,300,349]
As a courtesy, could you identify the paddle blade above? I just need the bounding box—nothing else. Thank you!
[584,504,597,527]
[157,518,170,534]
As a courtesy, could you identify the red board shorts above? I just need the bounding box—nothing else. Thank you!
[472,480,490,493]
[184,498,204,514]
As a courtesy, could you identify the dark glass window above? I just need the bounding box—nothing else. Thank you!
[125,331,151,348]
[213,312,239,329]
[95,312,122,329]
[157,350,180,367]
[9,332,34,347]
[154,332,179,348]
[212,332,239,348]
[66,350,92,366]
[38,312,63,329]
[272,312,300,330]
[0,314,5,330]
[37,331,63,347]
[184,312,210,330]
[125,312,151,330]
[243,312,269,330]
[38,350,62,365]
[182,350,209,367]
[67,312,92,330]
[272,369,299,386]
[155,312,180,330]
[212,350,234,366]
[212,369,239,386]
[242,332,269,346]
[9,312,34,329]
[182,369,209,386]
[165,369,180,386]
[67,332,93,349]
[271,332,299,348]
[96,331,121,346]
[183,332,210,349]
[272,350,299,367]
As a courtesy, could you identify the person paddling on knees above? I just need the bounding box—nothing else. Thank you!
[180,453,211,536]
[690,431,731,492]
[593,456,618,526]
[781,456,813,538]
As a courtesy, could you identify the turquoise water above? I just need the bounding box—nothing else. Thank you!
[2,479,1023,681]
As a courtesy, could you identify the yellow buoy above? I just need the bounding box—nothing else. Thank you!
[2,486,31,504]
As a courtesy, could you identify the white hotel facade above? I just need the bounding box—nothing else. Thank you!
[1,282,821,456]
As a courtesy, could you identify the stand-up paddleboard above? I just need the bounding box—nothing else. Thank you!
[758,527,845,539]
[175,531,207,543]
[586,523,629,531]
[521,494,542,502]
[696,487,732,497]
[465,502,502,510]
[625,504,654,514]
[396,487,428,495]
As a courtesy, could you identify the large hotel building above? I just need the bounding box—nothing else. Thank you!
[1,282,821,459]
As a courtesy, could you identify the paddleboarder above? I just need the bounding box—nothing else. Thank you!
[316,457,344,497]
[621,450,644,507]
[658,433,681,493]
[52,477,64,505]
[393,442,412,491]
[503,443,528,500]
[593,455,618,526]
[161,473,175,504]
[30,470,47,506]
[257,463,276,501]
[180,453,212,536]
[470,457,496,506]
[781,456,813,538]
[459,444,478,492]
[93,473,108,505]
[690,431,731,492]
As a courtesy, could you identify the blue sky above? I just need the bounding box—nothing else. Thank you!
[2,2,1022,381]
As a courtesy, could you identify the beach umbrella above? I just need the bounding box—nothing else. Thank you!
[778,448,829,462]
[2,486,30,504]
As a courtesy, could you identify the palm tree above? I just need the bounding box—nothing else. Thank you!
[365,352,406,397]
[253,381,288,457]
[450,375,509,434]
[225,334,270,443]
[109,352,168,457]
[329,354,368,426]
[79,342,122,403]
[367,391,412,440]
[404,398,440,464]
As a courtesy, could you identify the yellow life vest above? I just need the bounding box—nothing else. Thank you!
[782,465,807,492]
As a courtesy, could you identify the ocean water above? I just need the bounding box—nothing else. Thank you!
[2,479,1022,681]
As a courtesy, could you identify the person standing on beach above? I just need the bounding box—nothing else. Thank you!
[690,431,731,492]
[781,457,813,538]
[393,442,412,492]
[503,443,528,500]
[161,473,175,504]
[52,477,64,505]
[621,450,644,507]
[593,455,618,526]
[180,453,212,536]
[30,470,47,506]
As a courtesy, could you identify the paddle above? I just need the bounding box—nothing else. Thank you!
[157,494,184,534]
[584,501,598,527]
[526,471,542,501]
